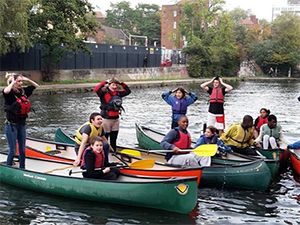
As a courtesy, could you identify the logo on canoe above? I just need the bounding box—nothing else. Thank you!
[175,183,189,195]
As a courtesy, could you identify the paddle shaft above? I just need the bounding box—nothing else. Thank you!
[46,165,74,174]
[149,149,193,153]
[69,165,125,175]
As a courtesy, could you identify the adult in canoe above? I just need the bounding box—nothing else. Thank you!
[220,115,260,155]
[255,114,286,149]
[253,108,270,138]
[81,136,120,180]
[94,77,131,152]
[200,76,233,133]
[73,112,110,166]
[162,87,197,128]
[3,73,39,168]
[161,116,211,166]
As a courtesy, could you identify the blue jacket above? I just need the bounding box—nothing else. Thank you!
[195,134,232,152]
[162,91,197,122]
[288,140,300,149]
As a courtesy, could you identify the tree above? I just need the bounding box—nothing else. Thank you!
[181,0,239,77]
[105,1,161,46]
[250,13,300,76]
[0,0,33,55]
[105,1,136,32]
[29,0,98,80]
[135,4,160,45]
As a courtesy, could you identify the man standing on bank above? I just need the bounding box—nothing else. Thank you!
[200,76,233,133]
[3,73,39,169]
[94,77,131,151]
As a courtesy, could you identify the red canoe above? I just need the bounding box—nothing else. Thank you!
[289,149,300,176]
[20,137,203,185]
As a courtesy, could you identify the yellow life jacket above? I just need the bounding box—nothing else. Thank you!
[220,123,254,149]
[74,122,102,145]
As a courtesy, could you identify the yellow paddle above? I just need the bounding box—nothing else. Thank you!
[68,159,155,175]
[119,149,142,157]
[148,144,218,156]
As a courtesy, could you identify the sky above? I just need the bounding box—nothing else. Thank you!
[89,0,288,21]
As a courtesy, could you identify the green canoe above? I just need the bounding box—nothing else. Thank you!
[0,153,198,214]
[55,128,75,144]
[55,128,271,191]
[135,123,280,178]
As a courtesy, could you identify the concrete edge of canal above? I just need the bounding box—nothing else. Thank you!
[1,77,299,95]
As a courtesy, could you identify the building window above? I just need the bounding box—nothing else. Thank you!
[173,21,177,29]
[173,10,177,17]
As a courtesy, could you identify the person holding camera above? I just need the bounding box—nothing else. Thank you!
[200,76,233,133]
[93,77,131,151]
[3,73,39,169]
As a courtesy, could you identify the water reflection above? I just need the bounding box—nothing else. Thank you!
[0,184,196,225]
[1,80,300,224]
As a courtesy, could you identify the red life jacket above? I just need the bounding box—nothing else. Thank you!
[101,91,122,118]
[81,148,105,169]
[173,130,192,150]
[15,95,31,115]
[255,116,268,131]
[209,87,224,103]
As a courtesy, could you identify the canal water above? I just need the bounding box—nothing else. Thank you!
[0,80,300,224]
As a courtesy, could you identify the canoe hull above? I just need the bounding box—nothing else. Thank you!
[201,160,271,191]
[0,156,198,214]
[290,149,300,176]
[25,137,203,185]
[135,123,163,150]
[135,123,279,179]
[54,127,272,191]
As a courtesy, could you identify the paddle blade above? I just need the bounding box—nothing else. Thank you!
[129,159,155,169]
[193,144,218,156]
[120,149,141,157]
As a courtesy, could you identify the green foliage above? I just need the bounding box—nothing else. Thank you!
[105,1,160,45]
[181,0,239,77]
[0,0,33,55]
[249,13,300,75]
[29,0,98,80]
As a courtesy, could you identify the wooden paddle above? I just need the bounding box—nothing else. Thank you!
[68,159,155,176]
[148,144,218,156]
[45,165,75,174]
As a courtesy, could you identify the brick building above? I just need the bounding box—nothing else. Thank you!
[240,15,259,28]
[161,3,183,49]
[161,1,194,63]
[86,11,128,44]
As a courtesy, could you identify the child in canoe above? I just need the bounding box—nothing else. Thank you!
[81,136,120,180]
[162,87,197,128]
[253,108,270,138]
[160,115,211,166]
[195,125,231,155]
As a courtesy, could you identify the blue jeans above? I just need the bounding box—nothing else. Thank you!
[5,123,26,169]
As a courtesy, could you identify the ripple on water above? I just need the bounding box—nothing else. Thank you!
[0,80,300,224]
